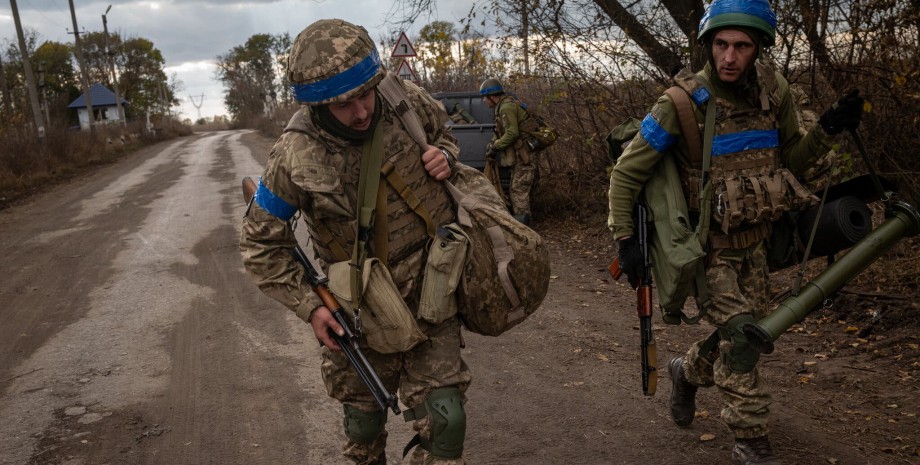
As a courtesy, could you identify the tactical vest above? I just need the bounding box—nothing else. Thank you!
[674,62,817,235]
[282,108,455,294]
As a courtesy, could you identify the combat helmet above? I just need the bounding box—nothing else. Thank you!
[479,78,504,96]
[288,19,385,105]
[698,0,777,46]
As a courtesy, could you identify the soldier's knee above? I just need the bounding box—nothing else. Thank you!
[343,404,386,444]
[719,314,761,374]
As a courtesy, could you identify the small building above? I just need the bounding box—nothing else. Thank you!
[67,83,129,129]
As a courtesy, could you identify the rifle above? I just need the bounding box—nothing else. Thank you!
[241,176,401,415]
[608,202,658,396]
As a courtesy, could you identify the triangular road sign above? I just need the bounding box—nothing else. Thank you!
[391,31,417,58]
[395,59,419,82]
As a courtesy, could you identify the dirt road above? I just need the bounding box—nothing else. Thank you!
[0,130,916,465]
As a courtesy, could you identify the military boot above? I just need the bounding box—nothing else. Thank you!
[732,436,781,464]
[668,357,698,427]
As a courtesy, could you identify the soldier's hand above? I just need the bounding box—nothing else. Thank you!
[310,306,345,351]
[422,145,452,181]
[485,142,496,159]
[819,89,864,135]
[617,236,645,289]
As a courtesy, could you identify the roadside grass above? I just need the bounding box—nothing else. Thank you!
[0,118,191,210]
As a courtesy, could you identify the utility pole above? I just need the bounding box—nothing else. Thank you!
[521,0,530,76]
[68,0,95,132]
[10,0,46,138]
[37,61,50,127]
[102,4,125,126]
[189,93,205,119]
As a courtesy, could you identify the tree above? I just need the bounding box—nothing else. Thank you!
[32,41,77,97]
[417,21,457,83]
[117,37,176,117]
[215,33,287,122]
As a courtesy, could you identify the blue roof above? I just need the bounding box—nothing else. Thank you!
[67,83,129,108]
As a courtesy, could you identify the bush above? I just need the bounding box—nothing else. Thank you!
[0,117,191,210]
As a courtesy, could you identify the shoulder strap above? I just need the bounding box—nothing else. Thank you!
[375,73,429,149]
[664,86,702,166]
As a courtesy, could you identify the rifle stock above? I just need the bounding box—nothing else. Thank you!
[609,204,658,396]
[241,176,401,415]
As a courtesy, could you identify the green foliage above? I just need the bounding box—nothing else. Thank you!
[215,33,289,123]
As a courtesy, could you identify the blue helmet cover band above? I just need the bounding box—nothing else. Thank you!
[699,0,777,34]
[255,178,297,221]
[291,48,381,103]
[479,85,503,95]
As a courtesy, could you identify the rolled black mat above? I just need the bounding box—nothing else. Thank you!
[797,195,872,256]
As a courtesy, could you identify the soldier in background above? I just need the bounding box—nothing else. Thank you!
[240,19,471,465]
[480,78,537,225]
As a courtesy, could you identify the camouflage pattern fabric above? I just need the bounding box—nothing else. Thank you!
[791,84,857,193]
[322,318,471,464]
[509,162,536,217]
[239,57,468,463]
[682,242,772,439]
[287,19,385,105]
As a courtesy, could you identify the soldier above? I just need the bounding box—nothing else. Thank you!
[240,19,471,465]
[480,78,537,225]
[607,1,864,464]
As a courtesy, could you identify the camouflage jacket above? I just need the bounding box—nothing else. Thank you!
[607,62,836,239]
[240,78,459,324]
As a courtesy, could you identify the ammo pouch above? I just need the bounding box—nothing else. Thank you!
[418,223,468,325]
[686,168,818,234]
[327,259,427,354]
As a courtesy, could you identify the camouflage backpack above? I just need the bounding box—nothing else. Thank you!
[377,74,551,335]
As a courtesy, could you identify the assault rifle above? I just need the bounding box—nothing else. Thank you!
[241,177,401,415]
[609,202,658,396]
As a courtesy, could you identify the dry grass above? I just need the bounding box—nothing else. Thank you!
[0,118,191,210]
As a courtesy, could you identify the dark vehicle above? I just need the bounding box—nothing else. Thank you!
[434,91,511,188]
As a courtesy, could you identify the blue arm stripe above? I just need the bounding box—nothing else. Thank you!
[640,113,676,153]
[712,129,780,157]
[255,178,297,221]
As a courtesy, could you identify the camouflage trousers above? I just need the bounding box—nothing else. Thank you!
[509,162,536,217]
[321,317,472,465]
[682,241,772,439]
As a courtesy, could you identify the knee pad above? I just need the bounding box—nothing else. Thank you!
[719,314,761,374]
[422,387,466,459]
[343,405,386,444]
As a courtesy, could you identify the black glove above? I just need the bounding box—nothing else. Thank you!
[617,236,645,289]
[819,89,864,135]
[485,142,496,158]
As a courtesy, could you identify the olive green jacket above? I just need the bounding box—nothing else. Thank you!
[607,63,835,239]
[492,96,531,166]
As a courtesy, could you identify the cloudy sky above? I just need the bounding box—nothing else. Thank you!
[1,0,478,121]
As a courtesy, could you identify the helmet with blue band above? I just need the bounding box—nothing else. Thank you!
[288,19,386,105]
[698,0,777,46]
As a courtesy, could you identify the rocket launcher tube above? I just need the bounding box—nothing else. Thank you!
[744,202,920,354]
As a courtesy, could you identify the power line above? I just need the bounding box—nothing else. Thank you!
[188,93,205,119]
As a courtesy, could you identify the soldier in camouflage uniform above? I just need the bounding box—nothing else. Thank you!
[239,19,472,465]
[480,78,536,225]
[607,1,864,464]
